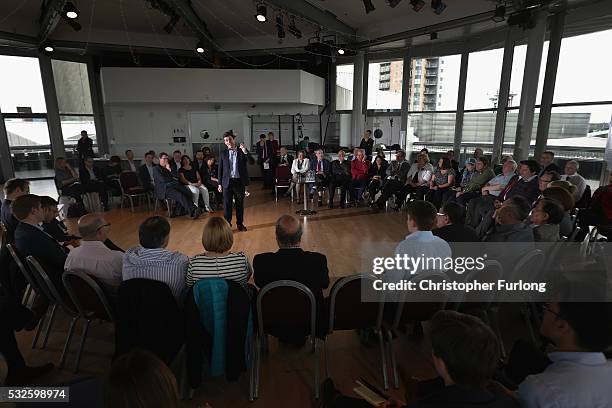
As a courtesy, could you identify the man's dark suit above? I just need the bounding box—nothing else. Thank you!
[169,160,182,177]
[278,154,293,167]
[138,164,155,192]
[79,164,109,208]
[14,222,67,287]
[152,165,195,216]
[539,162,561,177]
[308,158,331,197]
[1,199,17,244]
[218,147,250,226]
[433,224,479,242]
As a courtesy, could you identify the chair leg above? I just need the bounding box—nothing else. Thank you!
[386,329,399,389]
[314,339,320,400]
[249,334,256,401]
[275,186,278,203]
[129,196,135,213]
[254,334,262,399]
[59,317,78,368]
[120,195,124,209]
[73,319,91,373]
[323,339,330,379]
[41,303,58,349]
[377,329,389,390]
[31,307,48,349]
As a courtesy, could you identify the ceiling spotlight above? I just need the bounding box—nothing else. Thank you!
[410,0,425,11]
[387,0,402,7]
[337,48,345,55]
[430,32,438,40]
[64,1,78,19]
[43,44,54,53]
[276,15,285,39]
[492,4,506,22]
[195,41,206,54]
[431,0,446,14]
[287,16,302,39]
[256,2,267,22]
[363,0,375,14]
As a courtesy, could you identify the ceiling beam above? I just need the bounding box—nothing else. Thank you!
[265,0,356,39]
[38,0,68,43]
[168,0,216,51]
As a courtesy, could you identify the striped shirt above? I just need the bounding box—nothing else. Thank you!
[187,252,251,287]
[122,247,189,299]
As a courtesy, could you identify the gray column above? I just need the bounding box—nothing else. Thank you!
[535,11,566,160]
[513,12,547,161]
[88,58,109,155]
[330,61,337,114]
[0,109,14,182]
[38,55,65,159]
[351,52,366,147]
[453,49,469,158]
[492,30,516,166]
[400,52,412,150]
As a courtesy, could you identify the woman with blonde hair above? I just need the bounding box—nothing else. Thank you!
[187,216,251,287]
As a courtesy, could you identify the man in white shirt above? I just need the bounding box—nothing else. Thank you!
[561,160,587,201]
[516,300,612,407]
[124,149,138,172]
[65,214,123,297]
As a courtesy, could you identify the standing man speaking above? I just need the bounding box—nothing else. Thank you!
[218,130,251,231]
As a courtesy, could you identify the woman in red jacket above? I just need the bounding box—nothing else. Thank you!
[350,149,370,206]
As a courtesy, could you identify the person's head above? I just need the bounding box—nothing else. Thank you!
[430,311,499,388]
[496,196,531,225]
[502,159,517,176]
[280,147,288,156]
[206,156,216,168]
[267,131,274,140]
[446,150,454,160]
[464,158,476,172]
[78,214,111,241]
[473,148,483,158]
[406,200,437,233]
[438,157,450,171]
[172,150,181,162]
[138,216,170,249]
[144,151,154,165]
[275,215,302,248]
[297,150,305,160]
[420,148,429,155]
[518,160,540,179]
[105,349,180,408]
[201,216,233,253]
[315,149,324,161]
[475,157,488,172]
[375,155,384,167]
[109,155,121,166]
[538,171,560,191]
[80,130,88,139]
[548,180,577,200]
[10,194,43,223]
[84,157,94,169]
[54,157,67,170]
[337,149,346,161]
[364,130,372,139]
[564,160,579,176]
[356,149,365,160]
[180,155,191,168]
[223,131,236,149]
[259,134,266,142]
[3,178,30,200]
[201,146,211,155]
[125,150,134,160]
[501,155,513,164]
[530,198,564,226]
[195,151,204,161]
[542,186,575,211]
[437,202,465,228]
[417,153,430,166]
[540,151,555,167]
[159,152,169,167]
[395,150,406,161]
[39,196,59,223]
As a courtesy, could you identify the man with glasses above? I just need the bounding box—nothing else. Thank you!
[65,214,123,297]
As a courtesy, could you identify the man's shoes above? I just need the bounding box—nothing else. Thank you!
[5,363,54,386]
[190,208,201,219]
[328,204,334,209]
[245,191,251,197]
[237,224,247,232]
[317,200,323,207]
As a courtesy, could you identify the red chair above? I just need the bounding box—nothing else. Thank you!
[274,165,292,202]
[119,171,149,212]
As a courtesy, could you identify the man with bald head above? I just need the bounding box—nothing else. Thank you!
[65,214,123,297]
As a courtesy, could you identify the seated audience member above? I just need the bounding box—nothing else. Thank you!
[541,187,575,238]
[187,216,251,288]
[298,136,309,151]
[201,145,212,157]
[366,155,388,203]
[193,150,207,181]
[375,150,410,210]
[322,310,519,408]
[483,196,534,242]
[202,155,221,208]
[328,149,351,209]
[153,153,199,219]
[374,148,389,167]
[350,148,370,204]
[446,149,460,174]
[169,150,182,176]
[453,157,495,206]
[39,196,79,244]
[538,150,561,176]
[309,149,331,206]
[178,155,212,213]
[12,195,68,278]
[560,160,587,202]
[536,171,561,199]
[473,147,484,159]
[123,149,139,172]
[529,198,564,242]
[290,150,310,201]
[80,157,110,211]
[493,155,514,175]
[385,200,451,287]
[104,155,123,197]
[575,172,612,241]
[105,349,180,408]
[138,151,156,192]
[399,152,434,205]
[516,300,612,408]
[426,157,456,210]
[467,159,517,228]
[455,158,476,189]
[65,214,123,297]
[434,202,479,242]
[253,215,329,302]
[122,216,189,300]
[278,146,293,167]
[54,157,83,202]
[1,178,30,243]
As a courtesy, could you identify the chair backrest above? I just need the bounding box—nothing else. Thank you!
[0,222,7,248]
[257,280,316,339]
[328,274,384,334]
[567,226,580,242]
[392,271,450,329]
[509,249,545,283]
[119,171,140,190]
[458,260,503,306]
[63,270,115,322]
[6,244,40,292]
[275,165,292,182]
[26,256,77,316]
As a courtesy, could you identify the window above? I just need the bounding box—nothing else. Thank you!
[368,60,403,110]
[0,56,47,113]
[464,47,504,110]
[410,54,460,112]
[336,64,354,111]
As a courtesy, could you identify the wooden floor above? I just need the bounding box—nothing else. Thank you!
[6,181,530,407]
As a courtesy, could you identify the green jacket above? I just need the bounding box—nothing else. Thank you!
[464,168,495,193]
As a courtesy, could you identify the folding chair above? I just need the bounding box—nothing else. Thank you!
[26,256,80,368]
[326,275,388,389]
[119,171,149,212]
[252,280,321,400]
[274,166,293,202]
[0,222,7,249]
[62,270,115,372]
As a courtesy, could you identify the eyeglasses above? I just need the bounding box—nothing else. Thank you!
[436,212,448,217]
[97,223,111,231]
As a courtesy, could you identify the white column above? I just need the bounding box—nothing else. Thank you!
[492,30,516,165]
[453,49,469,158]
[351,52,366,148]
